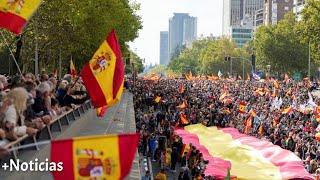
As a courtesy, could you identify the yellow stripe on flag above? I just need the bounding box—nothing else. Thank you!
[184,124,282,180]
[89,41,117,106]
[0,0,42,19]
[72,135,121,179]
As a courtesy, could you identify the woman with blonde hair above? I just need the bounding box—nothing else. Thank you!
[1,87,37,140]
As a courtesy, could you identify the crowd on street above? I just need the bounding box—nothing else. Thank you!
[135,76,320,180]
[0,73,89,158]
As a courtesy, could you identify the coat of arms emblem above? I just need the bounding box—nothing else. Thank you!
[3,0,25,14]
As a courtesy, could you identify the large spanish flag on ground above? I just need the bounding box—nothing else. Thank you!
[0,0,42,34]
[51,134,140,180]
[81,30,124,108]
[175,124,314,180]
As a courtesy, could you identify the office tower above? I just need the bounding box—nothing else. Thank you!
[168,13,197,58]
[160,31,169,65]
[222,0,263,35]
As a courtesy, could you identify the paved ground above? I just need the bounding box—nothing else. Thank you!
[0,91,141,180]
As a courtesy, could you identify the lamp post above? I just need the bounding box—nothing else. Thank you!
[308,41,311,78]
[317,67,320,81]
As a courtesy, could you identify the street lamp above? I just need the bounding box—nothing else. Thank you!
[317,67,320,80]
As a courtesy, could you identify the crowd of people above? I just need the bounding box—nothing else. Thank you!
[0,73,89,158]
[134,77,320,179]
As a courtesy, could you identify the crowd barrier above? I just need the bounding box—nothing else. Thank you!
[2,101,92,161]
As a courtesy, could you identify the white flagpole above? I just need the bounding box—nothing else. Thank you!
[0,31,22,75]
[8,140,51,152]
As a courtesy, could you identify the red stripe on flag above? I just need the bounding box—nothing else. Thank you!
[118,134,140,179]
[175,127,236,179]
[0,12,26,34]
[219,128,314,180]
[107,30,124,99]
[80,64,107,108]
[51,139,74,180]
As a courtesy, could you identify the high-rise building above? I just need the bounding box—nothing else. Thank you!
[254,8,264,30]
[160,31,169,65]
[169,13,197,58]
[264,0,294,25]
[222,0,263,35]
[230,15,253,48]
[293,0,306,21]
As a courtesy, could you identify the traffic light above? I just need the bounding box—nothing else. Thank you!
[251,54,256,71]
[224,56,231,61]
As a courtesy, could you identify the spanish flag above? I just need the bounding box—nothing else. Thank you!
[316,115,320,122]
[154,96,162,103]
[180,144,191,157]
[315,106,320,115]
[258,124,263,135]
[244,117,252,135]
[51,133,140,180]
[179,83,184,94]
[274,80,279,89]
[175,124,313,180]
[177,100,187,109]
[316,133,320,141]
[96,105,108,117]
[281,107,293,115]
[180,113,189,125]
[150,73,160,81]
[273,116,278,127]
[70,59,77,79]
[0,0,42,34]
[238,102,246,114]
[81,30,124,108]
[251,109,257,117]
[185,74,191,80]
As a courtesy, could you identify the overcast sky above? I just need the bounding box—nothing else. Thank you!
[129,0,223,65]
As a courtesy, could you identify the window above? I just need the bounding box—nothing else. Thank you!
[284,6,289,11]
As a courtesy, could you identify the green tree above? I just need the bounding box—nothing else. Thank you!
[0,0,142,75]
[254,12,308,76]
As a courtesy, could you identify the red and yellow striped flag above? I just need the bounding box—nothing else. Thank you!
[0,0,42,34]
[176,100,187,109]
[154,96,162,103]
[180,144,191,157]
[179,83,184,94]
[175,124,313,180]
[81,30,124,108]
[273,80,279,89]
[51,134,140,180]
[180,113,189,124]
[96,105,108,117]
[281,107,293,115]
[70,60,77,79]
[238,102,246,114]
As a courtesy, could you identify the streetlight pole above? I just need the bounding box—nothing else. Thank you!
[308,40,311,79]
[230,57,233,77]
[242,57,245,80]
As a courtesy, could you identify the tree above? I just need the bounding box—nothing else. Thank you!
[299,0,320,71]
[254,12,308,76]
[0,0,142,75]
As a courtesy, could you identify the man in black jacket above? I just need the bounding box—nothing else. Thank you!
[171,147,179,172]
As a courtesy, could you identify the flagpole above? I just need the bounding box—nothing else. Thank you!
[0,31,22,76]
[9,140,51,152]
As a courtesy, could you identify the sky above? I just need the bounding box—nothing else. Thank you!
[129,0,223,66]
